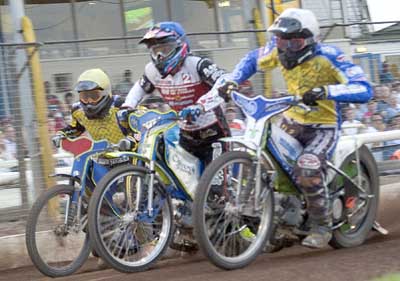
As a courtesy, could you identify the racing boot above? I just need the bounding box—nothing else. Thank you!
[301,224,332,249]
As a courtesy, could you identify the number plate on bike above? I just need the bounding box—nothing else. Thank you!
[166,143,201,198]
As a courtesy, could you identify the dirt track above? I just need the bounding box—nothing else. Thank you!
[1,181,400,281]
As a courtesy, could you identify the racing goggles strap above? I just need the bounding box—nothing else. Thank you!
[79,89,104,104]
[150,41,178,60]
[276,37,314,51]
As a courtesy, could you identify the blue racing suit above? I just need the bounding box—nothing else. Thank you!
[230,37,373,228]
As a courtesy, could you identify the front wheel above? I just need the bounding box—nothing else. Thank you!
[88,165,173,273]
[193,151,274,270]
[25,184,90,277]
[329,145,379,248]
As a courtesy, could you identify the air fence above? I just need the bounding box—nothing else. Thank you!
[0,23,399,263]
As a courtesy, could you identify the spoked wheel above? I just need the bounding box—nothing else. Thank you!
[330,145,379,248]
[25,184,90,277]
[193,151,274,270]
[88,165,173,273]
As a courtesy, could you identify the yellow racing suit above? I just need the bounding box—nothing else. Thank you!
[229,37,372,230]
[59,96,136,148]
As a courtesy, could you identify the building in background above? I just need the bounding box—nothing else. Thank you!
[0,0,398,95]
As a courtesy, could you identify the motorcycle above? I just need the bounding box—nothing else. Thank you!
[87,108,222,273]
[192,90,381,270]
[25,136,130,277]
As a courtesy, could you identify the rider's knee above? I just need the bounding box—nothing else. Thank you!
[294,153,323,188]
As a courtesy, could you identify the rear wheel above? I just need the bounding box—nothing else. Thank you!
[193,151,274,270]
[25,184,90,277]
[329,146,379,248]
[88,165,173,273]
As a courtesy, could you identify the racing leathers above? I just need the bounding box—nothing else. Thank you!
[123,55,231,164]
[229,37,372,231]
[58,96,137,149]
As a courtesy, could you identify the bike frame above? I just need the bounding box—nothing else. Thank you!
[50,137,112,230]
[217,91,372,215]
[105,108,203,218]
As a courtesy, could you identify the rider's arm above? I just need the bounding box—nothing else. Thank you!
[123,64,156,108]
[197,57,227,87]
[122,74,155,108]
[58,103,85,137]
[230,37,278,84]
[323,47,373,103]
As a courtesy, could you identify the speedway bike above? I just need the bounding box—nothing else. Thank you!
[192,91,380,270]
[87,108,223,273]
[25,135,130,277]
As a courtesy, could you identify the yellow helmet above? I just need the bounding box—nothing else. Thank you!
[75,68,111,95]
[75,68,113,119]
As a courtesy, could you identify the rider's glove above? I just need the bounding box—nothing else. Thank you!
[118,136,138,152]
[302,87,327,106]
[52,134,65,148]
[179,104,204,122]
[117,108,136,123]
[218,80,238,101]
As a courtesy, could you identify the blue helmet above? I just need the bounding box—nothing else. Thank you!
[140,22,190,78]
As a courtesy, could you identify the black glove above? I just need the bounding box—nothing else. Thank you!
[302,87,327,106]
[52,134,65,148]
[117,108,136,123]
[218,80,238,101]
[118,136,138,151]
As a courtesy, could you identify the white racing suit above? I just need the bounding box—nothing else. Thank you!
[123,55,231,164]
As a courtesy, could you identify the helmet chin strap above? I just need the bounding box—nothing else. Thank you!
[278,43,316,70]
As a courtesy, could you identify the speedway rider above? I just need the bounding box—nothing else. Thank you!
[123,21,230,164]
[53,68,137,150]
[218,8,372,249]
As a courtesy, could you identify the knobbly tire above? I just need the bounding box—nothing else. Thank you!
[329,145,379,248]
[193,151,274,270]
[25,184,91,277]
[88,165,174,273]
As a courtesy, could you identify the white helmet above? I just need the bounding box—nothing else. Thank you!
[268,8,320,42]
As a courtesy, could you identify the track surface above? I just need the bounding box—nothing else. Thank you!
[1,179,399,281]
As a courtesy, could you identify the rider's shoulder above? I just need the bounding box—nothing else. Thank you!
[71,102,82,114]
[185,54,203,66]
[316,43,345,60]
[112,95,125,108]
[144,62,158,79]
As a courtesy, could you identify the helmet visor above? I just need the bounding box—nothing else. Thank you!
[75,80,102,92]
[268,17,302,35]
[150,41,178,61]
[276,37,307,52]
[79,89,104,104]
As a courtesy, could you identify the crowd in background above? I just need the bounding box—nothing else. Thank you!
[340,81,400,160]
[0,65,400,162]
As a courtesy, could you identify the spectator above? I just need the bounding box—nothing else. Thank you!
[342,106,362,136]
[369,113,386,161]
[3,125,16,160]
[64,92,75,111]
[359,116,384,160]
[376,85,391,112]
[48,106,66,132]
[379,61,394,84]
[0,131,6,160]
[391,81,400,103]
[382,95,400,123]
[363,99,378,120]
[383,114,400,160]
[44,81,66,131]
[113,69,134,98]
[371,113,386,132]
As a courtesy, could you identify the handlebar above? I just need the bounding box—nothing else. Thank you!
[286,96,313,113]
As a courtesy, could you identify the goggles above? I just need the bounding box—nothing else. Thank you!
[276,37,311,52]
[79,89,104,104]
[150,41,178,61]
